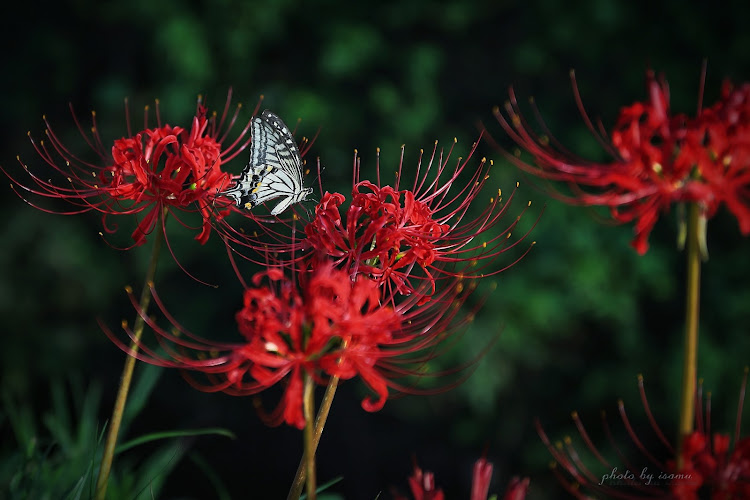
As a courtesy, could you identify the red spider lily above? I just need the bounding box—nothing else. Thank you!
[501,475,531,500]
[392,457,529,500]
[671,398,750,500]
[537,370,748,499]
[398,460,444,500]
[221,139,536,297]
[492,68,750,254]
[103,261,481,429]
[4,90,257,249]
[672,432,750,499]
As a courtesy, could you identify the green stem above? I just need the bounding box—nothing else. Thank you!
[677,203,702,464]
[95,211,166,500]
[287,376,339,500]
[302,373,317,500]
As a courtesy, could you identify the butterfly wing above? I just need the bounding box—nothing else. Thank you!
[221,116,273,206]
[222,110,312,214]
[261,110,303,179]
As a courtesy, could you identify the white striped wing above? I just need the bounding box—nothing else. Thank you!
[223,110,312,215]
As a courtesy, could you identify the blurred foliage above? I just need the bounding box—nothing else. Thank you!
[0,367,233,499]
[1,0,750,498]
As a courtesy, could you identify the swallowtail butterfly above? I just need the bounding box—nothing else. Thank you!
[223,110,312,215]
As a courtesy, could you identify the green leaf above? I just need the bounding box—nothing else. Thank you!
[115,427,236,455]
[300,476,344,499]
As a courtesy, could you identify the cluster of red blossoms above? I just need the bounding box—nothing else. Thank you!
[6,91,534,429]
[6,91,539,499]
[537,372,749,499]
[493,68,750,254]
[3,91,264,250]
[76,99,536,427]
[188,141,531,427]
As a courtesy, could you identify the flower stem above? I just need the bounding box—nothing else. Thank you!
[287,376,339,500]
[677,203,702,464]
[302,373,317,500]
[95,210,166,500]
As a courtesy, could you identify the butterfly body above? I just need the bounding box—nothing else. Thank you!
[223,110,312,215]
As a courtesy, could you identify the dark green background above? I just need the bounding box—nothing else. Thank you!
[2,0,749,498]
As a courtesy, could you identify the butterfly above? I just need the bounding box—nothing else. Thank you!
[222,110,313,215]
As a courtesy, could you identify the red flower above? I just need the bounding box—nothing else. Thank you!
[228,140,536,297]
[308,142,536,296]
[104,261,477,428]
[493,68,750,254]
[537,371,748,499]
[672,431,750,499]
[399,461,445,500]
[471,458,494,500]
[393,457,528,500]
[501,476,530,500]
[305,182,453,297]
[4,91,255,247]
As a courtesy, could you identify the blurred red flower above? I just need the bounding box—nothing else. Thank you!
[671,431,750,499]
[393,457,528,500]
[537,371,748,499]
[493,68,750,254]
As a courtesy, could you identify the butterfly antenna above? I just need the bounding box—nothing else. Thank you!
[194,156,223,191]
[302,200,314,221]
[352,149,360,186]
[210,186,225,215]
[309,156,326,194]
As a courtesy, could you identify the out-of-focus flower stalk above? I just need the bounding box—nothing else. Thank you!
[95,207,166,500]
[678,203,702,465]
